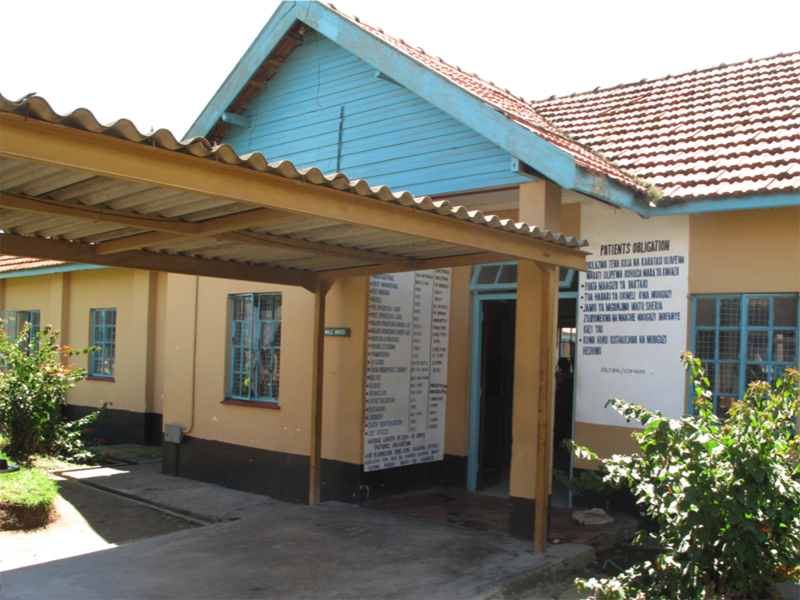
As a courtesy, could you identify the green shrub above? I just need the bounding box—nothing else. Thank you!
[0,323,106,462]
[568,353,800,599]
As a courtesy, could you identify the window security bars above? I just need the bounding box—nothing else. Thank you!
[692,295,799,417]
[229,293,282,402]
[90,308,116,378]
[0,310,41,342]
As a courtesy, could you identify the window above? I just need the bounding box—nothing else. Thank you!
[228,293,282,403]
[692,295,799,416]
[90,308,116,378]
[469,262,577,292]
[0,310,41,345]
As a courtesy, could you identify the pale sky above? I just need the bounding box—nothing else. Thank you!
[2,0,798,141]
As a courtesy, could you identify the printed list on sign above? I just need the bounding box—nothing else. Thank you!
[364,269,451,472]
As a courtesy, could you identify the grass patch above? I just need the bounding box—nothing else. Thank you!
[0,441,60,529]
[0,467,58,509]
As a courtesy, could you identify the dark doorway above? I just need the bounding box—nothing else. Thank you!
[553,296,577,507]
[476,299,516,493]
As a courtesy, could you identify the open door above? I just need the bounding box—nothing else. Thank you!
[476,299,516,491]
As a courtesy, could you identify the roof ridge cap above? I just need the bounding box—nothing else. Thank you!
[534,50,800,104]
[326,4,529,100]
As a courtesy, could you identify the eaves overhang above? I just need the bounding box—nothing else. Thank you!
[0,93,588,292]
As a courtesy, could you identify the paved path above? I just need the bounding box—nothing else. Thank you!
[58,462,282,523]
[2,463,594,599]
[3,502,591,599]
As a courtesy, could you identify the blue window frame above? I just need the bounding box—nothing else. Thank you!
[1,310,41,349]
[228,293,282,402]
[90,308,116,378]
[469,262,577,294]
[691,295,799,416]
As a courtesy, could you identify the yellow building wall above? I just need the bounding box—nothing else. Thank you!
[64,268,157,415]
[162,275,312,456]
[689,207,800,294]
[1,274,57,326]
[162,263,478,466]
[321,277,369,465]
[162,274,369,464]
[1,267,163,418]
[561,204,581,239]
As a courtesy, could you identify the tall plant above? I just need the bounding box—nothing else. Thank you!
[569,353,800,599]
[0,323,105,462]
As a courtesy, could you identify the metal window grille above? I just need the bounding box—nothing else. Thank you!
[1,310,41,355]
[229,293,282,402]
[90,308,116,378]
[691,295,799,417]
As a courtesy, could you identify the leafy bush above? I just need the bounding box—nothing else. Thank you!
[568,353,800,599]
[0,323,106,462]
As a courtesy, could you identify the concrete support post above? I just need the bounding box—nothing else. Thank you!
[162,275,199,435]
[131,270,152,415]
[510,181,562,550]
[50,272,71,364]
[309,280,329,506]
[520,180,562,233]
[534,263,557,553]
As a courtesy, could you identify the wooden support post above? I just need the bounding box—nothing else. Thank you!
[308,279,329,506]
[533,264,557,553]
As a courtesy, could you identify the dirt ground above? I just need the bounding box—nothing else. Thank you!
[0,478,199,572]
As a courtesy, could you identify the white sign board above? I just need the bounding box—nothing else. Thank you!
[364,269,451,471]
[576,205,689,426]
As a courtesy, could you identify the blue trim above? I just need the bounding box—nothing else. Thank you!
[90,308,116,379]
[653,191,800,216]
[573,165,649,217]
[184,1,298,140]
[469,262,517,292]
[0,309,40,343]
[467,291,517,491]
[228,293,282,403]
[470,262,576,294]
[559,268,576,289]
[0,264,106,279]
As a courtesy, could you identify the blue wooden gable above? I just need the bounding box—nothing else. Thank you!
[187,1,651,215]
[219,31,530,196]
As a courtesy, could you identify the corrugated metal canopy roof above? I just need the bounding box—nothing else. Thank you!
[0,93,587,291]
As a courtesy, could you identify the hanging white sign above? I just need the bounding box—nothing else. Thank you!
[576,205,690,426]
[363,269,451,471]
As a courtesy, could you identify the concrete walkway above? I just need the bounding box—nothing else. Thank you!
[57,462,284,523]
[3,463,594,599]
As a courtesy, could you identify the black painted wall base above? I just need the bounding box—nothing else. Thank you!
[508,496,536,540]
[162,435,469,506]
[64,405,163,446]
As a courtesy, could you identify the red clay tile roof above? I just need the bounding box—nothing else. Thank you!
[535,52,800,201]
[327,5,646,196]
[0,255,65,274]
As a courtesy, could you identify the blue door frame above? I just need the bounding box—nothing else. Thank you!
[467,291,517,491]
[467,263,579,496]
